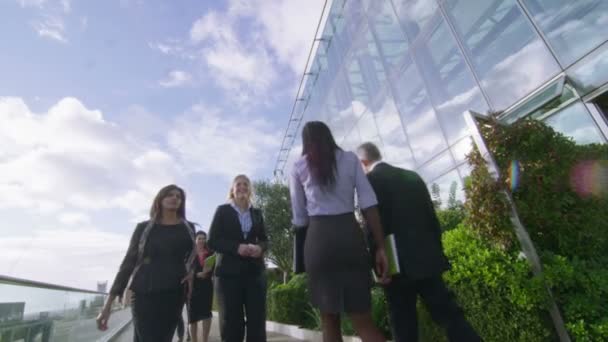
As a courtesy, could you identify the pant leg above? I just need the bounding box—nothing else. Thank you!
[244,273,267,342]
[417,276,481,342]
[132,290,183,342]
[215,276,245,342]
[384,275,419,342]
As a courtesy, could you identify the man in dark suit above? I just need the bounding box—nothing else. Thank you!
[357,142,481,342]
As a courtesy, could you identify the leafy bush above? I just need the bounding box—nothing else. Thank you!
[437,206,466,232]
[542,254,608,342]
[438,226,553,341]
[267,274,314,328]
[465,117,608,259]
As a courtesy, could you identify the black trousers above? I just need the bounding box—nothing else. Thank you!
[215,273,267,342]
[384,275,481,342]
[131,289,184,342]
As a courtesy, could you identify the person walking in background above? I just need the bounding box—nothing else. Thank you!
[189,231,215,342]
[96,184,197,342]
[289,121,389,342]
[208,174,268,342]
[357,142,481,342]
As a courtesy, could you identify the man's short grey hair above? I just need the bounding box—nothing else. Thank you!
[358,142,382,162]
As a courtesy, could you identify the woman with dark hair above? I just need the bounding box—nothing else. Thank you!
[189,231,215,342]
[289,121,389,342]
[208,174,268,342]
[97,184,197,342]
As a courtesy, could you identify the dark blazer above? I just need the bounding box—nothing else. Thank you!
[110,220,196,296]
[207,204,268,277]
[367,162,449,279]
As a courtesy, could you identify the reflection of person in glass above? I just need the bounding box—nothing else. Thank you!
[208,174,268,342]
[289,121,390,342]
[357,142,481,342]
[189,231,214,342]
[97,185,196,342]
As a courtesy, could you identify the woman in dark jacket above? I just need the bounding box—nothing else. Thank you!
[97,184,196,342]
[189,230,215,342]
[208,174,268,342]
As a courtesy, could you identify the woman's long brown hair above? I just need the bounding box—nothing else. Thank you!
[149,184,186,220]
[301,121,341,187]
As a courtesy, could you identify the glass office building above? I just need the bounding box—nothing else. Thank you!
[276,0,608,206]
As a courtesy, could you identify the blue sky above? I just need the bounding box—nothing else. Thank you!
[0,0,324,289]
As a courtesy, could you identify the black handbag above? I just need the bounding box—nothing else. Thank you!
[293,225,308,274]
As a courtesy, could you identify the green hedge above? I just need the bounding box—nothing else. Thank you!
[466,118,608,259]
[437,226,552,341]
[267,274,314,328]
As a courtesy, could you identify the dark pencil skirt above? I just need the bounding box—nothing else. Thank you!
[189,277,213,323]
[304,212,372,314]
[131,289,184,342]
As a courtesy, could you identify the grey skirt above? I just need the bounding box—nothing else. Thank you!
[304,212,372,314]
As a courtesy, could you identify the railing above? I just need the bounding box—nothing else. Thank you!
[0,275,131,342]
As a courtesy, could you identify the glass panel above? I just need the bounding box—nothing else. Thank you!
[357,111,382,146]
[392,0,440,42]
[327,71,358,140]
[451,136,473,164]
[444,0,560,109]
[346,57,371,116]
[0,280,129,342]
[543,101,606,145]
[392,60,448,164]
[367,0,410,70]
[569,41,608,96]
[521,0,608,67]
[417,151,455,183]
[428,169,465,209]
[342,125,362,151]
[412,17,488,143]
[372,90,416,168]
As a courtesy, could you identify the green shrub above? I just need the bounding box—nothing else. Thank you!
[427,226,553,341]
[542,254,608,342]
[371,287,392,338]
[465,117,608,259]
[267,274,314,328]
[437,206,466,232]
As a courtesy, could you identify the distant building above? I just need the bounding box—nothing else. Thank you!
[97,281,107,293]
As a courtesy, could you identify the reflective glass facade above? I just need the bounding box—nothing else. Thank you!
[278,0,608,206]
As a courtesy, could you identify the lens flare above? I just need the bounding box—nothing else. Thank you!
[508,160,521,192]
[570,160,608,198]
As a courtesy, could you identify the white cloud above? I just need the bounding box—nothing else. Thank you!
[148,40,197,60]
[17,0,72,43]
[170,0,325,105]
[0,97,179,219]
[159,70,193,88]
[17,0,47,8]
[0,227,129,289]
[168,104,281,179]
[58,211,92,225]
[229,0,326,73]
[189,11,278,102]
[32,15,67,43]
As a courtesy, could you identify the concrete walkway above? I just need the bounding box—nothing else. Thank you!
[113,316,304,342]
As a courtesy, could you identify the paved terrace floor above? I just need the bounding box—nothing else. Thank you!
[113,316,304,342]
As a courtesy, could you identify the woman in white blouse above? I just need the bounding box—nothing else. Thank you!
[290,121,389,342]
